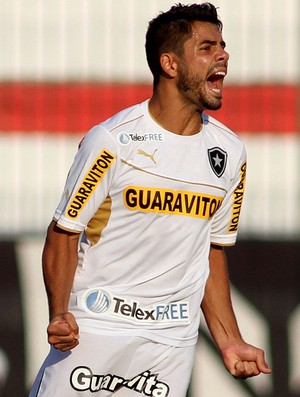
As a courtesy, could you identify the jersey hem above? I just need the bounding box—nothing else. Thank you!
[210,234,237,246]
[54,213,86,233]
[77,320,198,348]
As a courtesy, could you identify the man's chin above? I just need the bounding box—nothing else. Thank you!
[201,90,223,110]
[204,100,222,111]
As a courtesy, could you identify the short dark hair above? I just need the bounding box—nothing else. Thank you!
[145,3,222,86]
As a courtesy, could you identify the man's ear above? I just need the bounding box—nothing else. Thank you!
[160,53,178,78]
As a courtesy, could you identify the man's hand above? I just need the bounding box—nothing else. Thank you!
[47,312,79,351]
[221,340,272,379]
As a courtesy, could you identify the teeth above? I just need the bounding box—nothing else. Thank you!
[212,88,221,93]
[215,71,226,76]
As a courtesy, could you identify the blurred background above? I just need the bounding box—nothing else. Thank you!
[0,0,299,396]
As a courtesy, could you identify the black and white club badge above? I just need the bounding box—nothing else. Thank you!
[208,147,228,178]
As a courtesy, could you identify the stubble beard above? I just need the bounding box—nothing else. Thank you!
[179,63,223,111]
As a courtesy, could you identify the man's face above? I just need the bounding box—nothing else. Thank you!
[177,21,229,111]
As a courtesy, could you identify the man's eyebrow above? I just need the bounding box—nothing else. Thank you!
[200,40,226,48]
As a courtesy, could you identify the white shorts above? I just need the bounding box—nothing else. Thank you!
[29,332,196,397]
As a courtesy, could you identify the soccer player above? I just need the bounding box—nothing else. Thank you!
[29,3,271,396]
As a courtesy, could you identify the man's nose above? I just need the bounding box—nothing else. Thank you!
[216,46,229,62]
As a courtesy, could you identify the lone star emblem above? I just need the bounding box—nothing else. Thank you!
[212,153,223,168]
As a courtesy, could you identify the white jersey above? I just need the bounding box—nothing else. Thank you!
[54,99,246,347]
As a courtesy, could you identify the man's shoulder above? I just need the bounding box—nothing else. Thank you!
[203,113,244,145]
[203,113,235,135]
[101,100,148,133]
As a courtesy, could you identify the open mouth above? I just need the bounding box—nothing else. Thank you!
[207,71,226,95]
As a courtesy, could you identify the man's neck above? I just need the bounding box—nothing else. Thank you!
[148,88,203,136]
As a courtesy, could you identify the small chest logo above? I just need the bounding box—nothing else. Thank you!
[137,149,158,164]
[85,289,110,314]
[208,147,227,178]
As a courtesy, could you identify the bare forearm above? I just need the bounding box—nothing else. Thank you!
[201,245,272,378]
[201,245,242,351]
[42,220,79,320]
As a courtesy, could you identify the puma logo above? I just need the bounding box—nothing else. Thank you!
[137,149,158,164]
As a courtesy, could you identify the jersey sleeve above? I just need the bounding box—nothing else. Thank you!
[53,125,118,232]
[210,144,247,246]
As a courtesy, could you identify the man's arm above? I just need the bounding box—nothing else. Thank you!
[201,244,272,379]
[42,219,80,351]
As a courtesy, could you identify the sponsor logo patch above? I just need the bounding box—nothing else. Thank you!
[124,186,223,219]
[81,288,190,324]
[70,367,169,396]
[208,147,227,177]
[66,149,115,219]
[118,131,164,145]
[228,162,247,233]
